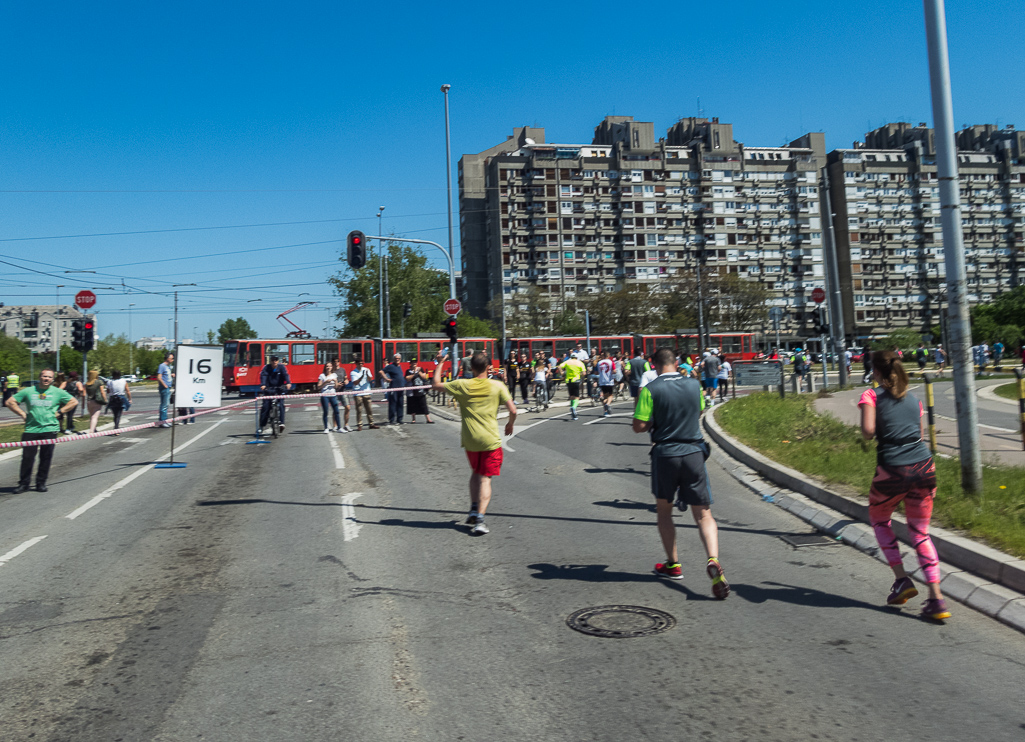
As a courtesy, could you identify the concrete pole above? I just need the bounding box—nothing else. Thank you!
[924,0,982,493]
[55,285,63,374]
[820,169,848,385]
[442,84,454,300]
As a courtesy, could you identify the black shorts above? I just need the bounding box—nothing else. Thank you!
[629,384,640,398]
[566,381,581,397]
[651,451,713,508]
[600,385,614,395]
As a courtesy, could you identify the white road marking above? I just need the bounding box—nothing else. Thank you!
[341,492,362,541]
[935,414,1015,433]
[0,536,47,566]
[103,437,146,446]
[583,412,631,426]
[218,411,231,416]
[383,425,408,439]
[327,432,345,469]
[65,418,231,520]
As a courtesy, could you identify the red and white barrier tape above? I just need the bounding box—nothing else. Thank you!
[1,387,405,449]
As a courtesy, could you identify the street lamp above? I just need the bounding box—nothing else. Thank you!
[55,285,64,373]
[378,207,389,337]
[128,303,135,373]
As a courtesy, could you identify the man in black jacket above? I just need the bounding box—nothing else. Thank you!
[259,356,292,433]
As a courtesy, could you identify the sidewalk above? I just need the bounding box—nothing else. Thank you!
[814,385,1025,468]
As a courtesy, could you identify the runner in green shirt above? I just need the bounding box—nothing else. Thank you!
[559,356,587,420]
[4,369,77,493]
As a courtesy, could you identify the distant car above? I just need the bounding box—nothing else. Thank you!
[144,374,159,382]
[123,374,140,383]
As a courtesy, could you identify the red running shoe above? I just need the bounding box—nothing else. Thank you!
[654,562,683,580]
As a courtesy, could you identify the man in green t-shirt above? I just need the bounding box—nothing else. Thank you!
[5,369,77,493]
[558,356,587,420]
[433,350,517,536]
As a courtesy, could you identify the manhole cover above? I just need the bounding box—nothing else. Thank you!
[566,605,676,638]
[780,533,841,548]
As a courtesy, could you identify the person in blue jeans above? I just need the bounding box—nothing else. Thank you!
[379,354,406,424]
[157,352,174,428]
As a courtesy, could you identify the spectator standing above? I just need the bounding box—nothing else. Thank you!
[379,354,406,425]
[571,342,589,362]
[106,370,131,434]
[157,353,174,428]
[5,369,77,493]
[318,361,343,433]
[405,360,434,424]
[859,350,950,620]
[349,357,377,431]
[992,340,1004,368]
[505,354,520,397]
[632,348,729,599]
[516,353,531,406]
[84,369,108,433]
[59,371,85,435]
[432,350,517,536]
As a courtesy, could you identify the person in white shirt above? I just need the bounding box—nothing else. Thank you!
[596,351,616,416]
[318,361,350,433]
[716,358,732,401]
[348,357,378,431]
[571,342,590,361]
[639,365,659,388]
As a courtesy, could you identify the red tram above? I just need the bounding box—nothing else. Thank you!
[507,332,758,363]
[221,337,498,393]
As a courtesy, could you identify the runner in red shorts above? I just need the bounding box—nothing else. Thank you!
[433,350,517,536]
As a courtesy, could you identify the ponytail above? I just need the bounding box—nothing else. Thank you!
[871,349,909,399]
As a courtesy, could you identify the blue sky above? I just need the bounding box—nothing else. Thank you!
[1,0,1021,340]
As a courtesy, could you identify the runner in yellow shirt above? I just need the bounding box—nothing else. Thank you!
[433,350,518,536]
[559,356,587,420]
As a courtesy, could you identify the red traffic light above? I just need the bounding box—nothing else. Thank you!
[84,322,94,330]
[353,236,361,244]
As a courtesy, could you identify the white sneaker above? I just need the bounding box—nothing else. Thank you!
[324,428,331,434]
[257,428,265,436]
[278,424,285,433]
[465,510,480,525]
[342,426,352,433]
[471,521,489,536]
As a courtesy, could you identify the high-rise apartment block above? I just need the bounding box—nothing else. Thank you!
[827,123,1025,336]
[0,305,95,352]
[459,116,828,337]
[460,116,1025,341]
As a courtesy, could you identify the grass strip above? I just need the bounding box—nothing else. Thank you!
[716,393,1025,559]
[994,382,1021,401]
[0,416,115,445]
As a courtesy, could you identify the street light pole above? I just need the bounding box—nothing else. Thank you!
[55,285,64,374]
[924,0,982,493]
[441,85,455,302]
[377,207,386,338]
[129,303,135,373]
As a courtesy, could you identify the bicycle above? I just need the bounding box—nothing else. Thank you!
[260,388,285,438]
[533,382,549,412]
[587,375,601,407]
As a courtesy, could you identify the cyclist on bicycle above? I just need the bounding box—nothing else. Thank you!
[259,356,292,434]
[532,358,551,411]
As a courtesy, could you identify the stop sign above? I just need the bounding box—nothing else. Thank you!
[811,287,826,304]
[444,298,461,315]
[75,290,97,309]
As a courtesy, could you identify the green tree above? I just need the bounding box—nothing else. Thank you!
[0,334,31,376]
[875,328,922,353]
[206,330,216,344]
[582,286,662,334]
[331,241,475,337]
[217,318,258,344]
[90,334,134,375]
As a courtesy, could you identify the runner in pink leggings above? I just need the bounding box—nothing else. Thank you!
[859,350,951,621]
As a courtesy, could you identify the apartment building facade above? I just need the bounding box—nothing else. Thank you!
[827,122,1025,337]
[0,305,95,352]
[459,116,829,338]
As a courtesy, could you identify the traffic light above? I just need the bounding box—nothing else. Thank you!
[402,302,412,319]
[347,230,367,269]
[443,317,458,342]
[71,319,85,351]
[82,320,95,351]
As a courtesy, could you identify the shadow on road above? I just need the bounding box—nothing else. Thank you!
[593,499,656,512]
[583,466,649,477]
[526,562,713,600]
[733,580,912,616]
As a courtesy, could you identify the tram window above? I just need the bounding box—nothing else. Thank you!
[316,342,340,365]
[393,342,419,362]
[292,343,315,364]
[555,340,575,358]
[337,344,361,365]
[223,342,238,367]
[720,337,740,353]
[248,344,262,366]
[264,343,289,365]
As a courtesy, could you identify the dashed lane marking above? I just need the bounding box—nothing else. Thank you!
[65,418,230,520]
[341,492,362,541]
[582,412,631,426]
[0,536,47,567]
[328,431,345,469]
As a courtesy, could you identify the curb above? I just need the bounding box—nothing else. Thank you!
[703,403,1025,635]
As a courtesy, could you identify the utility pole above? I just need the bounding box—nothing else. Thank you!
[55,285,64,374]
[695,249,707,350]
[924,0,982,493]
[821,169,848,385]
[378,207,385,338]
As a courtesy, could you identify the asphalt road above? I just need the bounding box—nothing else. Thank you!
[1,394,1023,741]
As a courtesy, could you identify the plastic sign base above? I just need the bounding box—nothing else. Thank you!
[246,438,271,444]
[154,462,188,468]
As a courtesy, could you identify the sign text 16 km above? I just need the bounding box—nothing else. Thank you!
[175,345,224,408]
